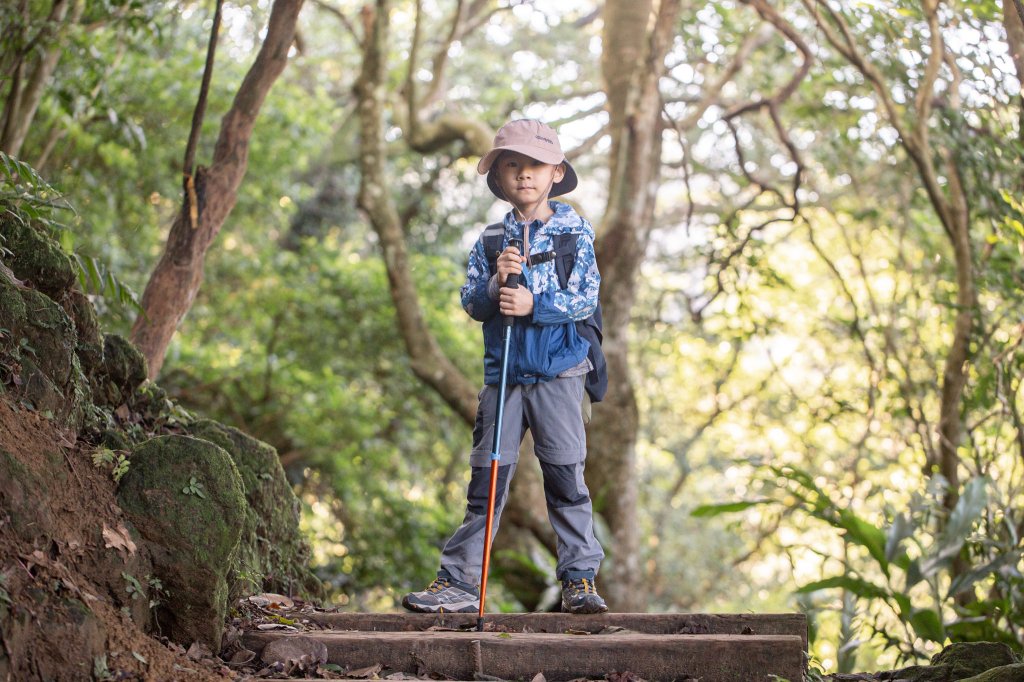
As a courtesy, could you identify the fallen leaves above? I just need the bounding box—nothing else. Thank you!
[102,523,137,558]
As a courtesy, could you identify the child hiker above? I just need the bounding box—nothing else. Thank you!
[402,118,607,615]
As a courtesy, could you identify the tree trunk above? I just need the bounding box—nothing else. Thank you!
[0,0,84,157]
[1005,0,1024,141]
[588,0,681,612]
[130,0,305,378]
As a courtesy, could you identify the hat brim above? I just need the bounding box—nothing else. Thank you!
[477,145,566,175]
[485,160,578,201]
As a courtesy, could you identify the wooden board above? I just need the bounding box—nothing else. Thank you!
[244,630,806,682]
[304,612,808,649]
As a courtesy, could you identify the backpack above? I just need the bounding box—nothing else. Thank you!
[481,223,608,403]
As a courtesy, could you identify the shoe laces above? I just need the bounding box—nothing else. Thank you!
[426,578,450,594]
[564,577,597,595]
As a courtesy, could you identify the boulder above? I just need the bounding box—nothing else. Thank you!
[187,419,322,599]
[1,285,90,428]
[0,214,76,297]
[930,642,1019,679]
[0,273,26,356]
[63,289,104,385]
[94,333,147,408]
[960,664,1024,682]
[116,435,247,650]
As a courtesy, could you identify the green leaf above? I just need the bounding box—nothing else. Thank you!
[947,550,1023,597]
[838,508,889,575]
[909,608,945,643]
[885,512,914,564]
[919,477,989,578]
[690,499,772,517]
[795,575,890,601]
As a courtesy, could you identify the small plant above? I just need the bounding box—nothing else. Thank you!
[122,572,145,600]
[146,575,165,610]
[182,476,206,498]
[91,448,130,483]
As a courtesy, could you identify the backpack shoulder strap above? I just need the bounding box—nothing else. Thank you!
[481,222,505,277]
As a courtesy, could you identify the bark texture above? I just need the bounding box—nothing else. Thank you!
[0,0,85,157]
[130,0,305,378]
[588,0,681,612]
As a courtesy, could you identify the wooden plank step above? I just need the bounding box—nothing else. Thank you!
[244,630,805,682]
[305,612,807,649]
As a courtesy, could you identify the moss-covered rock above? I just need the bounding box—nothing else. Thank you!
[0,214,75,298]
[0,273,26,356]
[116,435,247,650]
[931,642,1019,678]
[959,664,1024,682]
[63,289,104,383]
[187,419,322,600]
[878,643,1022,682]
[12,288,90,428]
[92,333,147,408]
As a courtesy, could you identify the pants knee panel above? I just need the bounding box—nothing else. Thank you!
[539,461,590,508]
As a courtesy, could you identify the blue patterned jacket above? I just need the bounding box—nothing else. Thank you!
[461,201,600,386]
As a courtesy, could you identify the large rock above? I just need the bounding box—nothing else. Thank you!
[62,289,104,386]
[187,419,322,599]
[0,273,26,356]
[930,642,1019,679]
[116,435,247,650]
[0,214,76,297]
[1,284,89,429]
[92,333,147,408]
[854,642,1021,682]
[960,664,1024,682]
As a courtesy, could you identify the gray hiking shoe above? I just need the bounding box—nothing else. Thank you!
[561,576,608,614]
[402,576,480,614]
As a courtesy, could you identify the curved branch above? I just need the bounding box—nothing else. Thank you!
[130,0,305,378]
[726,0,812,119]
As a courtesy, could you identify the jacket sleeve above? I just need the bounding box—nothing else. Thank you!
[461,237,499,322]
[532,220,600,325]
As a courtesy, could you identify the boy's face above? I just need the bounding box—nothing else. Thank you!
[494,151,565,209]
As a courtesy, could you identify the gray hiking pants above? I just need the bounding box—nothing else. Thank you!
[438,375,605,586]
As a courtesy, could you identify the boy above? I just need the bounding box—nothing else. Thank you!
[402,118,607,615]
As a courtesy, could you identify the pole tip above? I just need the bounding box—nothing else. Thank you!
[476,617,484,632]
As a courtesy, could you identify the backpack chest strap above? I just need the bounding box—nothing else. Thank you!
[527,251,556,266]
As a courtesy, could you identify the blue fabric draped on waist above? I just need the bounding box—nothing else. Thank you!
[481,317,590,385]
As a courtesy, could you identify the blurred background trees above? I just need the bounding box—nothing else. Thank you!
[2,0,1022,673]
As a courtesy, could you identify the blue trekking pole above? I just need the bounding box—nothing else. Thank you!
[477,237,522,632]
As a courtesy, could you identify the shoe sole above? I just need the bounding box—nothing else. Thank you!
[401,597,479,614]
[563,601,609,615]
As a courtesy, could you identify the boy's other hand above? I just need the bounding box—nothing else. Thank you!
[497,246,525,286]
[499,284,534,317]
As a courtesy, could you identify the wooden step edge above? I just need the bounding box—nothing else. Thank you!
[243,631,806,682]
[301,612,808,648]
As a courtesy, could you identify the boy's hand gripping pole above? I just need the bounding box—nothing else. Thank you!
[478,238,521,632]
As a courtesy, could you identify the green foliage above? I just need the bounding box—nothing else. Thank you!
[92,448,130,484]
[73,253,142,314]
[699,468,1023,661]
[0,152,72,229]
[181,476,206,499]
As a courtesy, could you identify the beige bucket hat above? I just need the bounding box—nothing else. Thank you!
[477,119,578,201]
